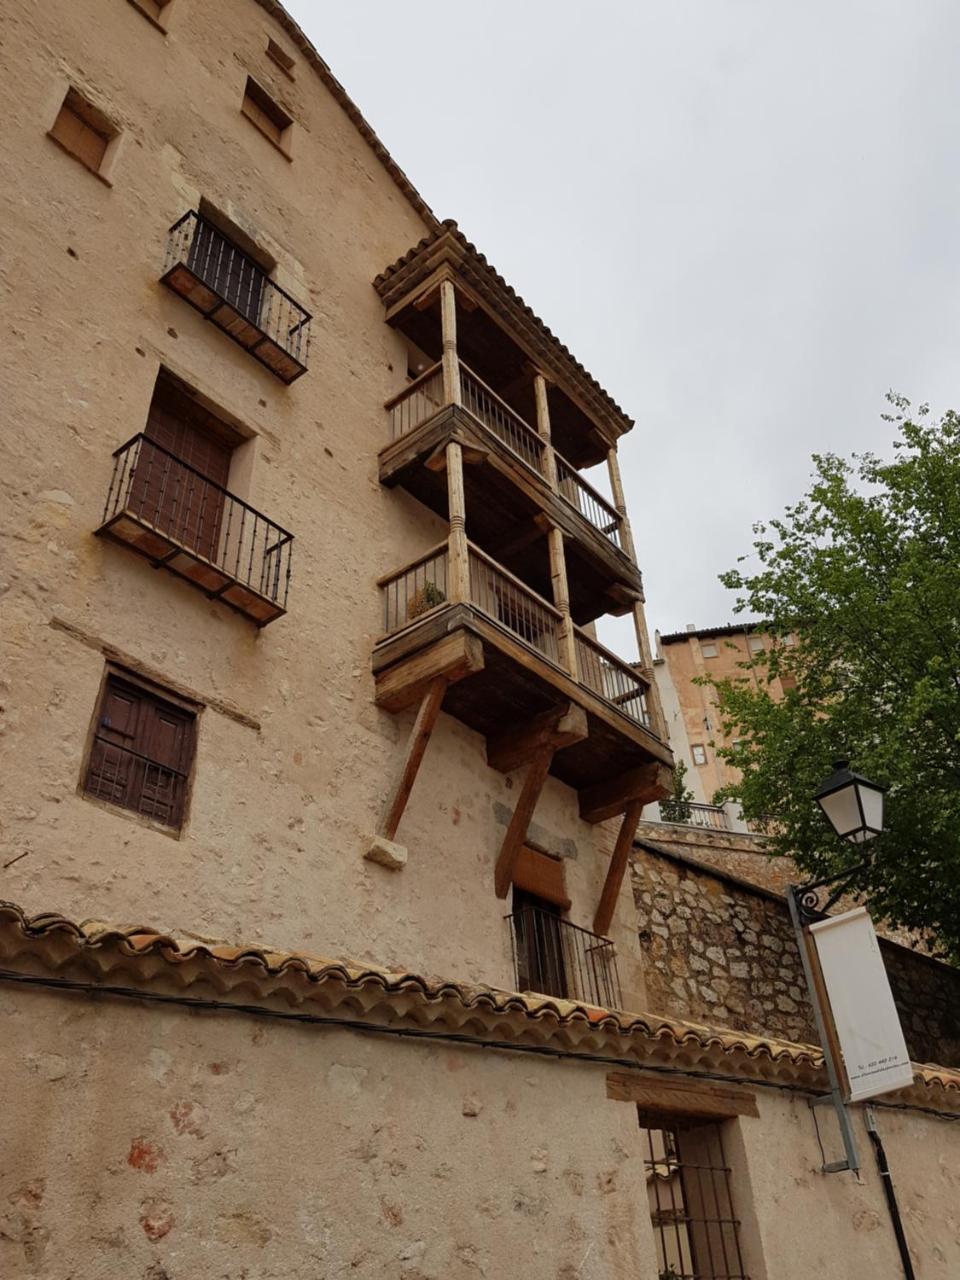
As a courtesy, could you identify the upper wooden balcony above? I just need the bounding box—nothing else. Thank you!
[380,362,643,624]
[161,211,311,384]
[373,538,671,817]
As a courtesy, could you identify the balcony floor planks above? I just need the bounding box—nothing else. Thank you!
[379,406,642,625]
[373,607,671,794]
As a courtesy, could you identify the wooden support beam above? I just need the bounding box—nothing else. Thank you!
[440,278,461,406]
[486,703,588,774]
[494,745,555,898]
[593,800,643,936]
[533,371,559,491]
[446,441,469,603]
[579,761,672,825]
[547,525,578,678]
[378,677,446,841]
[606,1070,759,1120]
[374,630,484,713]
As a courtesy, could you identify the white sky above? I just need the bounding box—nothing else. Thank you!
[286,0,960,657]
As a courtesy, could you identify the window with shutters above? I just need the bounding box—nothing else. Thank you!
[48,87,118,179]
[241,77,293,156]
[83,674,197,831]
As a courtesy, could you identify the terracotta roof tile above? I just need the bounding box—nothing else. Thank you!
[1,902,957,1113]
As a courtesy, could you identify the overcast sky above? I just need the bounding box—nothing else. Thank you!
[287,0,960,656]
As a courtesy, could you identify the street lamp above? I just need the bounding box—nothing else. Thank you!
[814,760,885,845]
[787,759,886,1175]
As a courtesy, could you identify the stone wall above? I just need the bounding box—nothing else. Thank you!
[632,839,960,1067]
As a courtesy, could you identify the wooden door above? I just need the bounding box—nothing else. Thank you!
[188,220,264,325]
[513,889,568,999]
[129,378,232,563]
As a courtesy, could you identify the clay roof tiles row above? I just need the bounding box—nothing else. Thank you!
[2,901,958,1114]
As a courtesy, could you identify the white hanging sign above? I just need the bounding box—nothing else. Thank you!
[809,906,915,1103]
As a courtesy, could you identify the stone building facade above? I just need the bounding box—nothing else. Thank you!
[1,2,959,1278]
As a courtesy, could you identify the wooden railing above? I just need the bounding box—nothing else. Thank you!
[467,544,561,663]
[378,542,450,634]
[385,363,444,441]
[575,629,650,728]
[555,453,622,549]
[459,364,546,477]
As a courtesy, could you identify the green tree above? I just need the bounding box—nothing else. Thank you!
[709,397,960,959]
[659,760,695,824]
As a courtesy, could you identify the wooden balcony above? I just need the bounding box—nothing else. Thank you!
[379,363,643,625]
[161,211,311,384]
[96,434,293,625]
[373,541,671,813]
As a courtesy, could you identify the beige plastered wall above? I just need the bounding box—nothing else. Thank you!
[2,985,959,1279]
[0,0,643,1002]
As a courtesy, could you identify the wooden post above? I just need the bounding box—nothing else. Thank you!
[547,525,578,679]
[440,278,461,407]
[377,677,447,842]
[446,440,469,603]
[607,446,667,741]
[494,744,555,898]
[593,799,643,936]
[533,371,558,490]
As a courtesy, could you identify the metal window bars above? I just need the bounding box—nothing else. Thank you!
[506,905,622,1008]
[162,211,312,381]
[101,434,293,617]
[642,1124,749,1280]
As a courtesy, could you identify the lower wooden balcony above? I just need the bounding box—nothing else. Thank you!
[96,434,293,625]
[380,364,643,624]
[373,542,672,817]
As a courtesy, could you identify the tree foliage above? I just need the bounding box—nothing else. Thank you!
[710,397,960,958]
[659,760,695,824]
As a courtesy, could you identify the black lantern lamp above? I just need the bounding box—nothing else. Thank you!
[813,760,885,845]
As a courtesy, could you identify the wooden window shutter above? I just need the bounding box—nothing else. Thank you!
[511,846,571,910]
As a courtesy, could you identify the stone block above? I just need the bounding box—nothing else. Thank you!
[365,835,408,870]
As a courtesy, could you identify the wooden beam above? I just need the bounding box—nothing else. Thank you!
[593,800,643,936]
[579,761,672,825]
[486,703,588,774]
[378,677,446,841]
[494,745,555,898]
[606,1070,759,1120]
[374,630,483,713]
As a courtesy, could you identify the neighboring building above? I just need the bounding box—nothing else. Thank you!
[1,4,958,1277]
[651,622,794,830]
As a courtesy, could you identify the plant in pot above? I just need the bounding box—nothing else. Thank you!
[407,580,446,620]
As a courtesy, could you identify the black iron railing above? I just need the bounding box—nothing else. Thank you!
[507,906,621,1008]
[163,211,312,373]
[102,434,293,610]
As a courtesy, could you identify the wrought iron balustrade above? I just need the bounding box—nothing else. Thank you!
[98,434,293,625]
[575,630,651,728]
[162,211,312,383]
[507,906,621,1008]
[555,453,623,548]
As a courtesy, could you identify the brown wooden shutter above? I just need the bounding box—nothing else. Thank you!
[84,676,195,829]
[50,90,112,173]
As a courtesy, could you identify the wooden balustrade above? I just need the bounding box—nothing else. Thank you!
[459,363,546,476]
[574,629,651,728]
[467,544,562,663]
[378,542,450,634]
[555,453,623,548]
[385,363,444,441]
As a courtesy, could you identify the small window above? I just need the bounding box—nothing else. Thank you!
[511,888,567,999]
[700,642,718,658]
[266,38,296,79]
[83,673,196,831]
[642,1122,748,1280]
[692,744,707,766]
[241,76,293,155]
[748,636,765,653]
[48,87,117,179]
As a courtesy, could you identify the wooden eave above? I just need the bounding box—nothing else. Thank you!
[374,223,634,453]
[378,406,643,624]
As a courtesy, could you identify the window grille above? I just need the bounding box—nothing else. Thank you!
[642,1123,748,1280]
